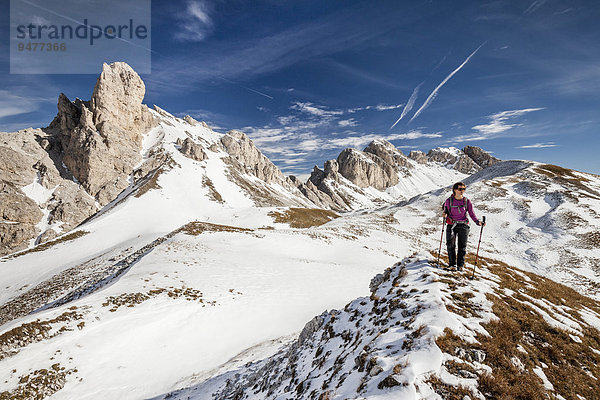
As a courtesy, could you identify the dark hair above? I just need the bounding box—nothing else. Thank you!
[452,181,466,196]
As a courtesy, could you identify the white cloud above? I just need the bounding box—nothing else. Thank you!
[291,102,343,117]
[523,0,548,15]
[517,142,558,149]
[346,103,403,113]
[174,0,214,42]
[153,3,406,90]
[305,130,442,151]
[0,90,41,119]
[472,108,545,135]
[375,104,403,111]
[338,119,358,127]
[238,98,443,174]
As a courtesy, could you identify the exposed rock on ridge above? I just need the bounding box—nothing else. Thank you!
[177,137,207,162]
[292,140,500,210]
[46,62,155,205]
[220,130,287,185]
[292,141,500,211]
[463,145,500,169]
[0,128,97,255]
[0,62,156,256]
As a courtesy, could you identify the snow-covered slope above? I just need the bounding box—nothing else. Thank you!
[393,160,600,298]
[1,106,418,398]
[154,253,600,400]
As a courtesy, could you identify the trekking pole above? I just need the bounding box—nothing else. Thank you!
[436,212,446,268]
[470,216,486,280]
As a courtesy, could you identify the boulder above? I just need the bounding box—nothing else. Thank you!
[179,138,207,161]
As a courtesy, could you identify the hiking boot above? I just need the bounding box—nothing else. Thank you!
[448,265,457,271]
[457,265,464,272]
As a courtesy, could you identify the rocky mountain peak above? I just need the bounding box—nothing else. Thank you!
[0,62,158,255]
[297,142,503,211]
[336,147,399,190]
[219,130,286,185]
[463,145,500,169]
[90,62,153,142]
[47,62,156,205]
[427,147,479,175]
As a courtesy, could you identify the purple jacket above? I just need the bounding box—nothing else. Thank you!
[443,196,480,225]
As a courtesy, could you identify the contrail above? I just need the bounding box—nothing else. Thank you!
[409,43,485,123]
[390,81,423,129]
[219,77,274,100]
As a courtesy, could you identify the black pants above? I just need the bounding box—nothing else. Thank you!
[446,223,470,267]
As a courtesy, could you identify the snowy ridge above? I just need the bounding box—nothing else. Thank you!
[393,160,600,298]
[158,252,600,400]
[162,253,492,400]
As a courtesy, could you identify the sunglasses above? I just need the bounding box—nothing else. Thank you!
[457,187,466,191]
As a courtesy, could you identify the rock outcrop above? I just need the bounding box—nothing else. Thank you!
[294,141,500,210]
[0,181,43,254]
[0,62,157,256]
[0,129,73,255]
[426,148,479,175]
[408,150,428,164]
[463,145,500,169]
[220,130,287,185]
[336,148,399,190]
[178,138,207,162]
[46,62,155,205]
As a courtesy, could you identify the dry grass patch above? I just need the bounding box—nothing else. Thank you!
[574,231,600,250]
[0,364,76,400]
[556,210,588,228]
[476,291,600,399]
[224,164,286,207]
[0,310,84,361]
[135,166,165,197]
[102,286,208,312]
[5,230,88,259]
[268,208,340,228]
[535,164,600,199]
[425,375,473,399]
[476,204,504,214]
[435,255,600,399]
[202,176,224,203]
[175,221,252,236]
[485,257,600,315]
[135,153,180,198]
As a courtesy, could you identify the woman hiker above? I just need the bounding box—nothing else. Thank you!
[442,182,485,271]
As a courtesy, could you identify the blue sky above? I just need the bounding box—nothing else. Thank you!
[1,0,599,177]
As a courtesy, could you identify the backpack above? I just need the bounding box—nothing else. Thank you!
[443,196,470,224]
